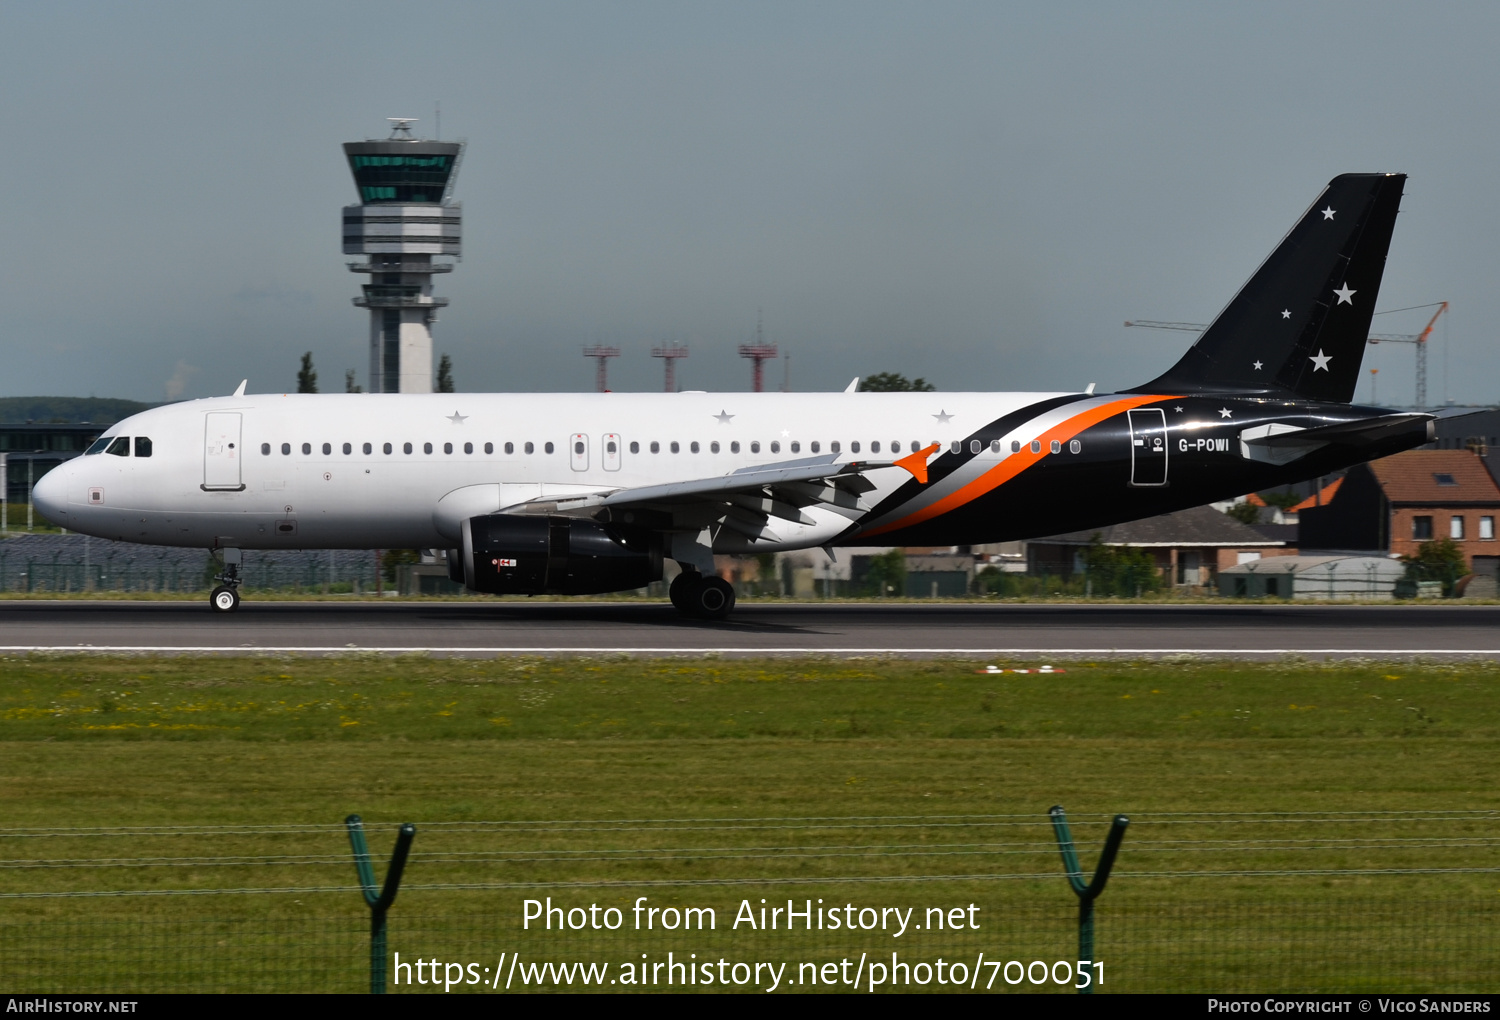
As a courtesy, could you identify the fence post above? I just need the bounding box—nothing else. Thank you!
[345,814,416,994]
[1049,805,1128,994]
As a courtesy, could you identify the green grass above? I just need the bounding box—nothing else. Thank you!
[0,655,1496,993]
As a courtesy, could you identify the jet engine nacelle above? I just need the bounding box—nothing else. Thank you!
[459,514,662,595]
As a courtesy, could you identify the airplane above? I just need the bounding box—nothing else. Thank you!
[33,173,1433,620]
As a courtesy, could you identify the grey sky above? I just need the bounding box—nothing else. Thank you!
[1,1,1495,404]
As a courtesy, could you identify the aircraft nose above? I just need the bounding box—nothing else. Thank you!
[31,462,69,525]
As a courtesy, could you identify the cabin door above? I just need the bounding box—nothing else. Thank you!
[1127,408,1168,486]
[203,412,244,491]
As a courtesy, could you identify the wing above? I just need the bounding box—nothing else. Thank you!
[501,453,926,541]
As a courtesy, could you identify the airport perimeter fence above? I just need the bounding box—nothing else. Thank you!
[0,810,1496,994]
[0,536,380,595]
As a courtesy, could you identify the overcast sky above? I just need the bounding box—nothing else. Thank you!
[1,1,1495,405]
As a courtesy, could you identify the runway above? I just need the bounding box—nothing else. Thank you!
[2,599,1500,657]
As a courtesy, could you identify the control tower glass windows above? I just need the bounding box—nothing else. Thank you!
[381,310,400,393]
[348,153,455,205]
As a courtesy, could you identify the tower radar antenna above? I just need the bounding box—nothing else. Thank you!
[386,118,419,140]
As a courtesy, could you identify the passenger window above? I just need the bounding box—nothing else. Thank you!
[134,437,152,458]
[970,440,981,454]
[1011,440,1021,453]
[991,440,1001,453]
[524,442,534,454]
[403,442,413,454]
[690,441,699,453]
[1030,440,1041,454]
[710,441,720,454]
[424,442,434,454]
[831,440,840,454]
[607,440,617,453]
[383,443,393,454]
[770,441,780,454]
[790,441,800,453]
[731,441,740,453]
[261,442,271,456]
[951,441,962,454]
[575,440,585,455]
[750,441,760,454]
[544,442,554,454]
[1050,440,1061,454]
[302,443,312,455]
[322,443,331,455]
[444,442,453,454]
[650,441,660,454]
[482,443,491,454]
[630,441,640,454]
[343,443,352,455]
[810,441,819,453]
[363,443,373,455]
[1069,439,1081,454]
[281,443,291,456]
[850,441,860,454]
[871,441,881,454]
[670,441,680,453]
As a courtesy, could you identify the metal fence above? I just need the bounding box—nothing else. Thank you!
[0,810,1495,993]
[0,535,380,594]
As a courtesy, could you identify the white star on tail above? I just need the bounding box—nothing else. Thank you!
[1219,408,1233,418]
[1281,309,1291,319]
[1253,361,1263,370]
[1310,350,1332,372]
[1333,283,1356,305]
[1321,207,1336,220]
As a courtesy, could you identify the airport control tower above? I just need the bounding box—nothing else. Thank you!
[343,119,463,393]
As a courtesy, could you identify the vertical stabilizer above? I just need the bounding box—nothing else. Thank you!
[1133,173,1405,402]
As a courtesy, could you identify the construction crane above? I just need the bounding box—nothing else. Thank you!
[1125,300,1449,407]
[650,343,689,392]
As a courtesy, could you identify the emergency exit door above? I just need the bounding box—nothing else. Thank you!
[1127,408,1168,486]
[202,412,244,491]
[569,433,589,472]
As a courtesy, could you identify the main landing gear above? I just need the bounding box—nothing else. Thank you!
[670,571,737,621]
[210,548,243,613]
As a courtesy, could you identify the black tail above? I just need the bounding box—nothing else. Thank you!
[1133,173,1405,403]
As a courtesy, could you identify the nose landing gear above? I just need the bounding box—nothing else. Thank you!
[209,547,243,613]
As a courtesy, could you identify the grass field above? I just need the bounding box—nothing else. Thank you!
[0,654,1496,992]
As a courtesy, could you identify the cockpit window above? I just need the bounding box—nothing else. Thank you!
[134,437,153,458]
[106,437,130,457]
[85,437,112,455]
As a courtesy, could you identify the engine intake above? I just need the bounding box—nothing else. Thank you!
[461,514,662,595]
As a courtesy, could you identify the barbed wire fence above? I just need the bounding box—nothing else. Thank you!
[0,810,1495,993]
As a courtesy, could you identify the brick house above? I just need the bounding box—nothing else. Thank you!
[1027,504,1294,589]
[1298,449,1500,579]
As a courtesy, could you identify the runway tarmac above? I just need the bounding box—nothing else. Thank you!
[2,599,1499,657]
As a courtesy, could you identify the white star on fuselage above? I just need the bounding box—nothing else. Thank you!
[1333,283,1356,305]
[446,412,468,424]
[1253,361,1263,370]
[1219,408,1233,418]
[932,410,954,423]
[1281,310,1291,320]
[1321,207,1336,220]
[780,429,790,438]
[1310,350,1332,372]
[713,410,734,424]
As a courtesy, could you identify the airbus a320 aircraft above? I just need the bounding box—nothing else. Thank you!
[34,173,1432,619]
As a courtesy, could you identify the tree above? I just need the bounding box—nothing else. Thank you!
[436,354,455,393]
[1402,538,1468,597]
[1080,536,1161,597]
[1258,489,1302,511]
[860,372,935,392]
[344,369,363,394]
[1225,501,1261,525]
[297,352,317,394]
[861,549,907,596]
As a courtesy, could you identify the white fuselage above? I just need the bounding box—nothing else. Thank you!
[34,390,1060,553]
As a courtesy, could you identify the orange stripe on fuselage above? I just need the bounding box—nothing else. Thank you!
[858,394,1175,539]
